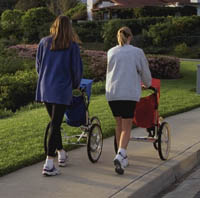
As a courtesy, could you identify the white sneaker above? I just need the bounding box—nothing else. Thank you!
[42,166,60,176]
[114,152,128,175]
[122,156,129,168]
[58,152,68,167]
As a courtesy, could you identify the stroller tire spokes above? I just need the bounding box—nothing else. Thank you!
[87,124,103,163]
[158,122,171,160]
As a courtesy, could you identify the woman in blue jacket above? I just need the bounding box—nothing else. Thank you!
[36,15,83,176]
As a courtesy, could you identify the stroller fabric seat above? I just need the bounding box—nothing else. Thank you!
[65,95,86,127]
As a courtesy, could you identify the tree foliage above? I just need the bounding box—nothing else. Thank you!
[1,9,24,39]
[15,0,46,11]
[0,0,18,15]
[65,2,87,20]
[46,0,79,15]
[21,7,55,42]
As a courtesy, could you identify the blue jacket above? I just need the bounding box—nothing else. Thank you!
[35,36,83,105]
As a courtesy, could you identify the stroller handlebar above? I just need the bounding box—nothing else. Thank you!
[142,86,158,94]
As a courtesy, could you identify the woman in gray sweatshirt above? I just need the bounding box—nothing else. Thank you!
[106,26,152,175]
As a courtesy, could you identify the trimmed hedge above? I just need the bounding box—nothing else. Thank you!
[133,6,197,18]
[148,55,180,79]
[73,21,105,42]
[0,54,34,75]
[81,50,181,80]
[82,50,107,81]
[0,70,37,111]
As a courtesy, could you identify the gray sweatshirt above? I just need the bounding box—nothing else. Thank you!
[106,44,152,102]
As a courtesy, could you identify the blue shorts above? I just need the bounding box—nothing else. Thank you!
[108,100,137,119]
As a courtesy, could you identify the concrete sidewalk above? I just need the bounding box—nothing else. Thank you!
[1,108,200,198]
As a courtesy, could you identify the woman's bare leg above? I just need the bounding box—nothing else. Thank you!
[119,118,132,149]
[114,117,122,148]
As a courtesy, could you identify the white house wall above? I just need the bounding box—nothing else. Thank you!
[86,0,200,20]
[98,2,115,8]
[191,0,200,2]
[87,0,98,20]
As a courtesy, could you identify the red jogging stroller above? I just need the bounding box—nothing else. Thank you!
[114,78,171,161]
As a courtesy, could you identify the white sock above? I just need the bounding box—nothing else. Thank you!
[118,148,127,157]
[58,150,66,160]
[44,158,54,169]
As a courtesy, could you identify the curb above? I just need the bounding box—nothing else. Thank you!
[109,141,200,198]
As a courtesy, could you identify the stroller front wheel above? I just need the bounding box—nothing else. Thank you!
[158,122,171,160]
[87,123,103,163]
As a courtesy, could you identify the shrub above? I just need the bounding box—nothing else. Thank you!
[180,6,197,16]
[8,44,38,59]
[103,17,167,50]
[82,50,181,80]
[133,6,196,18]
[21,7,55,43]
[73,21,105,42]
[0,19,2,38]
[14,0,46,11]
[147,55,180,79]
[0,49,35,76]
[1,9,24,40]
[82,50,107,82]
[147,16,200,47]
[0,70,37,111]
[65,2,87,20]
[174,43,190,57]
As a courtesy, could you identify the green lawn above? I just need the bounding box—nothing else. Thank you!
[0,60,200,176]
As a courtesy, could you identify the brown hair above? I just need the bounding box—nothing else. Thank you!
[117,26,133,46]
[50,15,81,50]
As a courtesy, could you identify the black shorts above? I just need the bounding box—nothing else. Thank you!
[108,100,137,119]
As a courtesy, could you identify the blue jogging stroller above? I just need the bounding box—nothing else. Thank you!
[44,79,103,163]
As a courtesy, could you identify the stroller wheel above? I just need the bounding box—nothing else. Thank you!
[90,116,101,126]
[87,124,103,163]
[153,141,158,150]
[158,122,171,160]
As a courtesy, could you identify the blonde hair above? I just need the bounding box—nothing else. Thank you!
[117,27,133,46]
[50,15,81,50]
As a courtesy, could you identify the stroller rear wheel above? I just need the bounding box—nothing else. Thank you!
[158,122,171,160]
[87,124,103,163]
